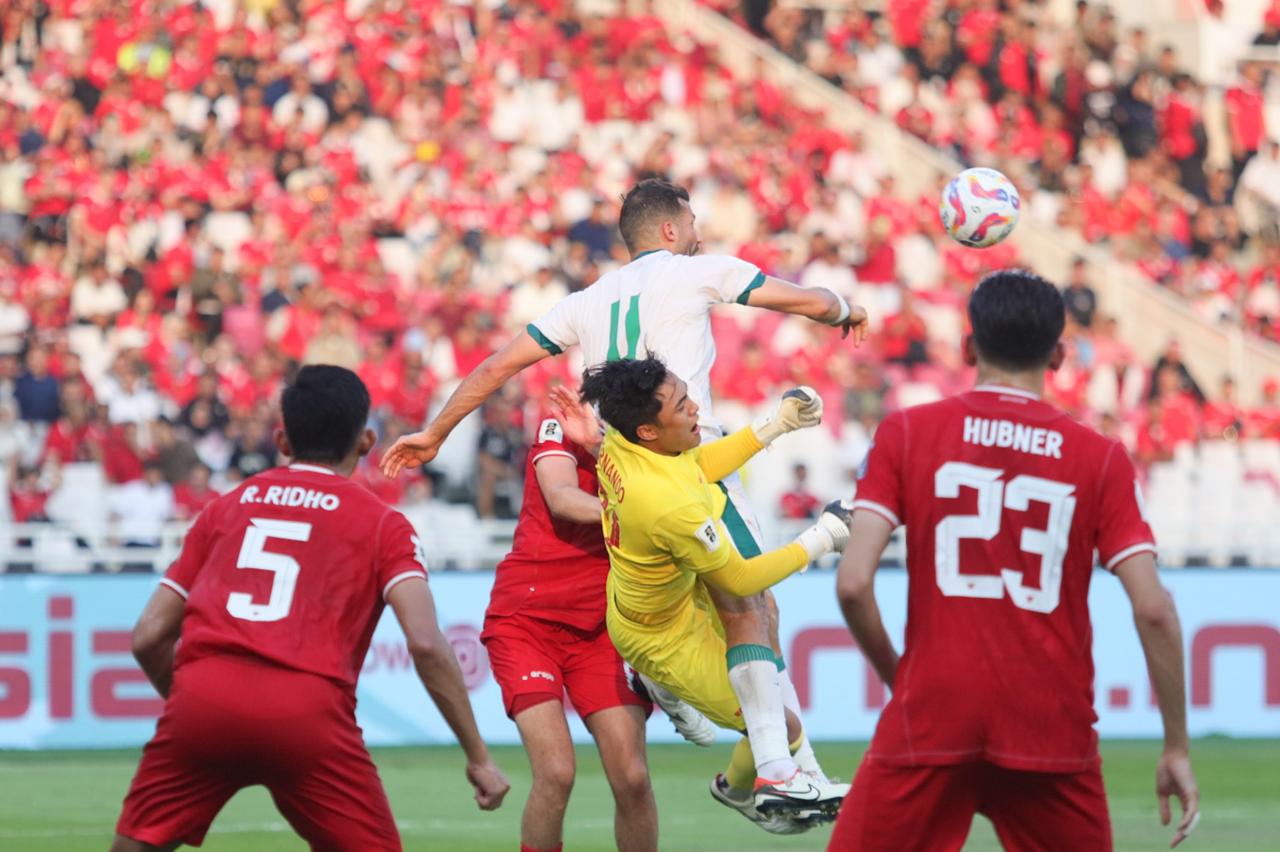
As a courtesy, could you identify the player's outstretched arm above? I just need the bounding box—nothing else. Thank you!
[381,331,550,479]
[695,387,824,483]
[699,501,853,597]
[131,584,186,698]
[1115,553,1199,848]
[744,277,869,343]
[835,510,900,687]
[387,577,510,811]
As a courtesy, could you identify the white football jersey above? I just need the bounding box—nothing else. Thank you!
[527,250,764,436]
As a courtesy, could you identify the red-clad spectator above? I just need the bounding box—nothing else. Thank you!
[101,422,145,484]
[736,224,785,276]
[358,335,404,413]
[389,352,439,427]
[1149,364,1202,448]
[879,291,929,368]
[895,99,935,142]
[1134,401,1177,467]
[1162,74,1207,196]
[42,401,105,466]
[855,218,898,285]
[887,0,931,49]
[779,463,821,520]
[172,463,219,521]
[1225,63,1266,184]
[1202,376,1244,440]
[957,0,1001,67]
[1246,378,1280,438]
[450,318,497,380]
[9,467,55,523]
[714,339,781,406]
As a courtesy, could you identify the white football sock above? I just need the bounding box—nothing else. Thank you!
[727,657,796,779]
[778,668,827,780]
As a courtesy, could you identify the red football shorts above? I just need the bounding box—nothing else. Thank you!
[117,656,399,851]
[829,758,1111,852]
[481,614,648,720]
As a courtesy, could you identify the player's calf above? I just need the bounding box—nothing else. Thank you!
[514,700,578,851]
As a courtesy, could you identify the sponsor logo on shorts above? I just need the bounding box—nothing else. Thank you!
[524,670,556,683]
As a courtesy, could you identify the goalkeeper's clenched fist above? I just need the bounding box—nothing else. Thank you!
[752,385,824,447]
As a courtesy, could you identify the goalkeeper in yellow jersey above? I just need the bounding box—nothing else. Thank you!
[558,357,854,829]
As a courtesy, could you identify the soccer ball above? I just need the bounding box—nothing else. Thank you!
[939,168,1021,248]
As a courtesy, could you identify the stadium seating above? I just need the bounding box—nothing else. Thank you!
[705,0,1280,343]
[0,0,1277,571]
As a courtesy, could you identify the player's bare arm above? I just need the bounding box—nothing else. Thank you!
[535,454,605,525]
[835,510,901,687]
[744,277,870,343]
[386,577,510,811]
[381,331,549,478]
[1115,553,1200,847]
[130,585,186,698]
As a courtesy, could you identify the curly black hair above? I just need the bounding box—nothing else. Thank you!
[579,357,669,443]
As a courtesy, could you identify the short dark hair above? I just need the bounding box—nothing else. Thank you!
[579,357,669,443]
[281,365,370,463]
[967,269,1065,371]
[618,179,690,254]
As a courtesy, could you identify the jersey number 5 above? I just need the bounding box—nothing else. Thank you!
[227,518,312,622]
[934,462,1077,614]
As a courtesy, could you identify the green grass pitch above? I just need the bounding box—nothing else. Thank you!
[1,739,1275,850]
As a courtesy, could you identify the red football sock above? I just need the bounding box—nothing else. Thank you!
[521,845,563,852]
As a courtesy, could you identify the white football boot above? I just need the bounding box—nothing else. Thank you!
[709,774,808,835]
[753,768,849,821]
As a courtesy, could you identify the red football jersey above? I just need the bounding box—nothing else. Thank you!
[163,464,428,693]
[485,416,609,632]
[854,385,1156,772]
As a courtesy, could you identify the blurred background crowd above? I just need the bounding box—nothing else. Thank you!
[0,0,1277,563]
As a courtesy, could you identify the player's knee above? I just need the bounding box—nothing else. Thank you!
[534,756,576,800]
[610,762,653,804]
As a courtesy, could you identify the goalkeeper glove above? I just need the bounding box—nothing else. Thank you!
[752,386,824,447]
[795,499,854,564]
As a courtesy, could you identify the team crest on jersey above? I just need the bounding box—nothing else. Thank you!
[695,519,722,552]
[539,418,564,445]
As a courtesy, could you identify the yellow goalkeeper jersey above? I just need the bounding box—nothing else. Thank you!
[598,428,734,630]
[598,426,809,634]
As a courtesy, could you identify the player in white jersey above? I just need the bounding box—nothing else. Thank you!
[383,179,869,826]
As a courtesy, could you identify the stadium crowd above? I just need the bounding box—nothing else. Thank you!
[712,0,1280,341]
[0,0,1277,541]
